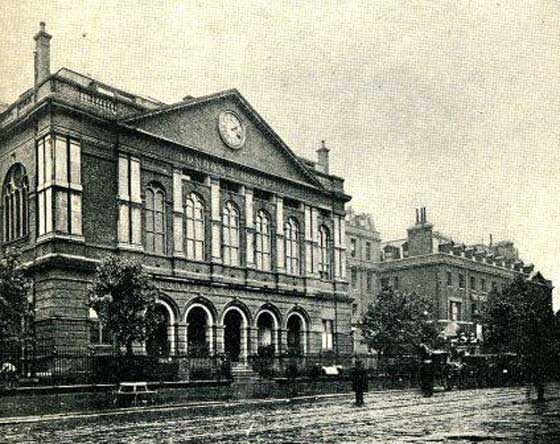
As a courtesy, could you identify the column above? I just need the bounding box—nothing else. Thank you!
[244,187,255,268]
[333,214,346,280]
[248,326,258,356]
[241,327,249,363]
[311,207,320,276]
[172,169,184,257]
[209,177,222,263]
[215,324,225,354]
[279,328,288,353]
[304,205,314,277]
[275,196,285,273]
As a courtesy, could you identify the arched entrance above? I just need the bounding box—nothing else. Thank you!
[146,304,171,357]
[256,311,277,354]
[287,313,306,355]
[186,305,213,356]
[224,309,244,362]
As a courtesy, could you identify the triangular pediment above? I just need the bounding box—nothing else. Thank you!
[122,90,322,189]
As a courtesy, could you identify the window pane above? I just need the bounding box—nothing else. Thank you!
[131,206,142,244]
[55,136,68,182]
[71,192,82,235]
[54,191,68,232]
[70,140,81,185]
[45,136,53,184]
[130,158,141,202]
[45,188,53,233]
[37,139,44,185]
[118,203,130,243]
[155,211,164,232]
[118,156,129,199]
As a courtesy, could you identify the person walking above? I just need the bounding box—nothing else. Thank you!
[352,359,368,406]
[1,361,18,390]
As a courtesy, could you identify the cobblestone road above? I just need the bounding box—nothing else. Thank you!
[1,385,559,443]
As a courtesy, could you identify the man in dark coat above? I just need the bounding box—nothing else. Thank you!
[352,360,368,406]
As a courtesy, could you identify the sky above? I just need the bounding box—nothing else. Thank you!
[1,1,559,308]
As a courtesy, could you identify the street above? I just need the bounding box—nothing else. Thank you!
[1,385,560,443]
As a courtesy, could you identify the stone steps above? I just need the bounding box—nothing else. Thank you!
[231,363,259,382]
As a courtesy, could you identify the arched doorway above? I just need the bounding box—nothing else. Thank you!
[223,309,245,362]
[256,311,277,355]
[146,303,174,356]
[287,313,306,355]
[186,305,212,356]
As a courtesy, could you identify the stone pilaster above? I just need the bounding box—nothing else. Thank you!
[244,187,255,268]
[275,195,285,273]
[172,169,184,257]
[209,177,222,264]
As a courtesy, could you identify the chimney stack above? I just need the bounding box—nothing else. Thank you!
[316,140,330,174]
[34,22,52,87]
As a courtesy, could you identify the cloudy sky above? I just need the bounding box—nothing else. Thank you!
[1,1,559,307]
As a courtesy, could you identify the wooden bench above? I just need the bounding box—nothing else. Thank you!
[113,382,157,406]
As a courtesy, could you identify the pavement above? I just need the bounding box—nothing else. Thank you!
[1,384,559,443]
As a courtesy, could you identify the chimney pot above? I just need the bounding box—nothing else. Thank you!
[316,140,330,174]
[34,22,52,87]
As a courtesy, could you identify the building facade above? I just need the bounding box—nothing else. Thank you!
[0,24,353,360]
[376,208,553,338]
[345,208,380,352]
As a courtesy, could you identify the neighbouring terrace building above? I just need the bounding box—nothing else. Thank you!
[345,207,553,351]
[0,24,353,362]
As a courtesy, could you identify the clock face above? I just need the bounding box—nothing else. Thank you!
[218,111,246,149]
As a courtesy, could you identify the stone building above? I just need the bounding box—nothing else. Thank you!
[376,208,553,338]
[345,208,380,352]
[0,24,353,360]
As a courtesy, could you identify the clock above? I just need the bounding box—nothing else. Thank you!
[218,110,246,149]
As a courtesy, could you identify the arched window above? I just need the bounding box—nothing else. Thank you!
[3,164,29,242]
[319,225,331,280]
[145,184,166,254]
[185,193,205,261]
[255,210,271,271]
[222,201,240,266]
[284,217,300,275]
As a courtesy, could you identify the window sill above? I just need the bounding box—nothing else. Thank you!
[36,233,85,245]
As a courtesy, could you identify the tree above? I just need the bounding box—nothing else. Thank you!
[88,256,161,356]
[0,248,31,343]
[482,276,556,401]
[360,288,441,359]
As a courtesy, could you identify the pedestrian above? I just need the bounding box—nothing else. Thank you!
[418,357,434,397]
[0,361,17,390]
[352,359,368,406]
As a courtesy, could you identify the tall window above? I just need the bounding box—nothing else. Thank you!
[37,134,82,237]
[3,164,28,242]
[449,301,462,321]
[351,268,359,289]
[185,193,205,261]
[365,241,372,261]
[222,201,240,266]
[255,210,271,271]
[145,184,166,254]
[366,271,374,292]
[350,238,357,257]
[117,154,141,245]
[458,273,465,289]
[284,217,300,275]
[319,225,331,280]
[322,319,334,351]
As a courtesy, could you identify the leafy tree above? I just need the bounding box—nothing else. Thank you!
[482,276,556,400]
[88,256,161,356]
[360,288,441,359]
[0,248,31,343]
